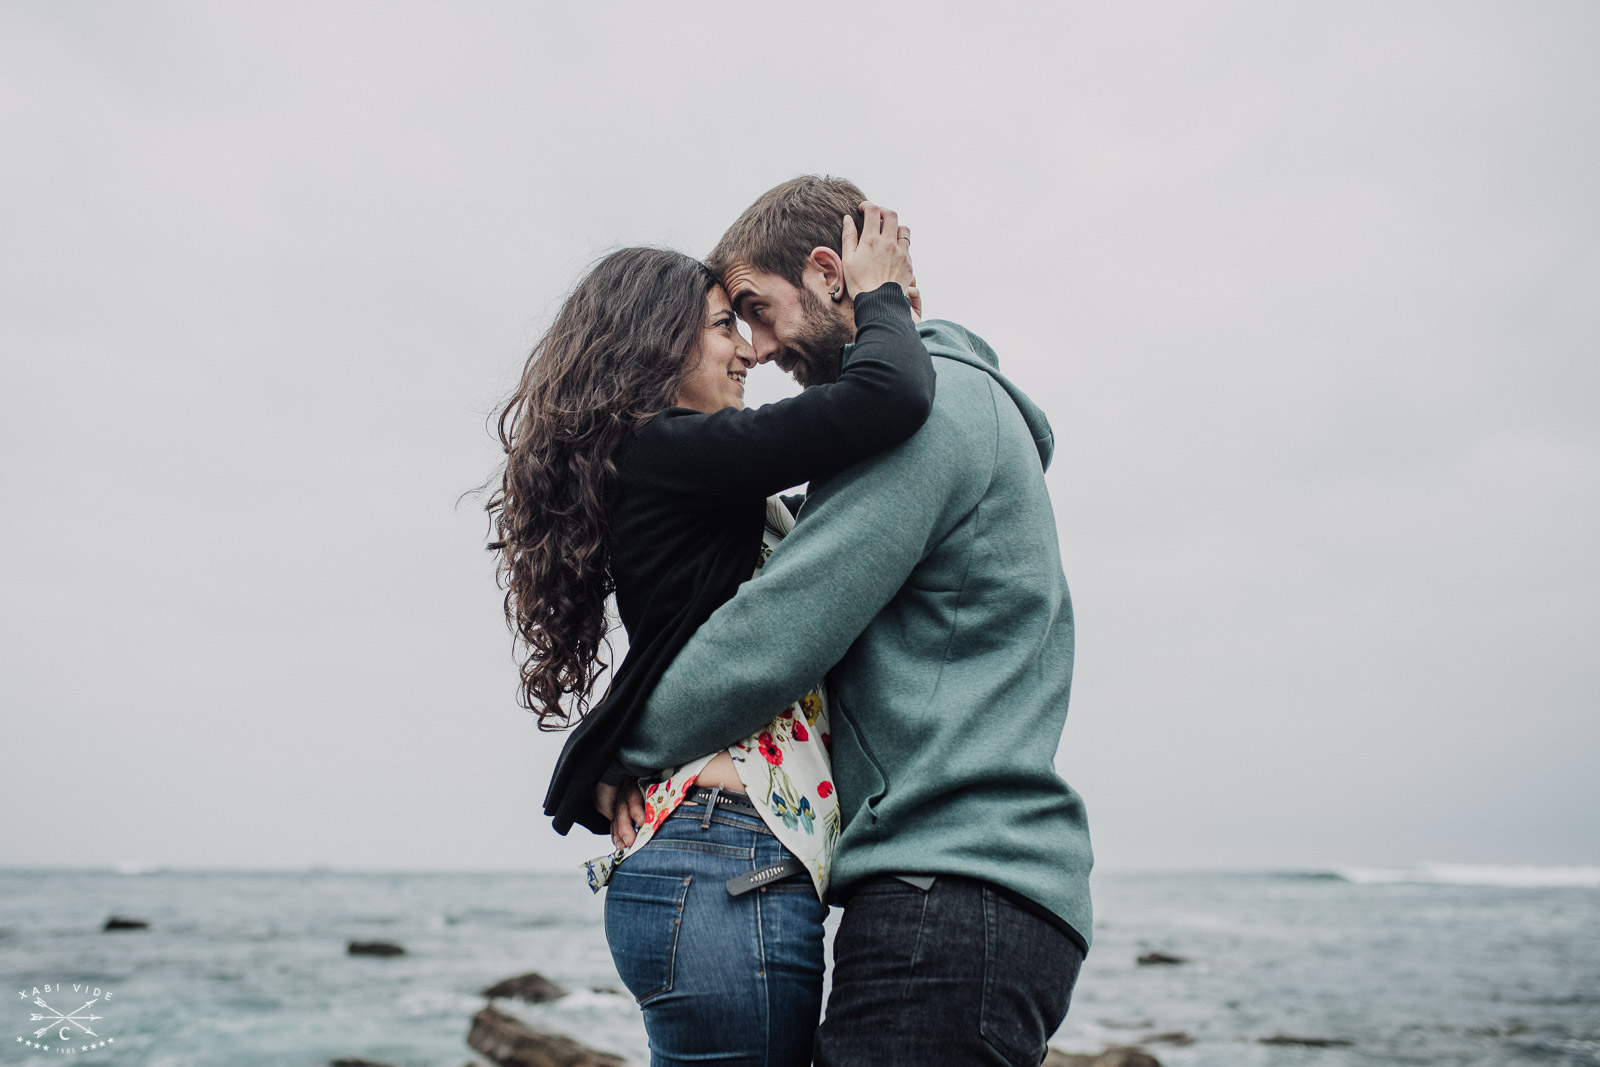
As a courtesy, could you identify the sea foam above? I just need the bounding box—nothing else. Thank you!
[1330,863,1600,888]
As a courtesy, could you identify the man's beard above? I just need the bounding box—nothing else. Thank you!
[778,286,855,387]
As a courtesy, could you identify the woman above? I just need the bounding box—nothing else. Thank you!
[487,206,928,1067]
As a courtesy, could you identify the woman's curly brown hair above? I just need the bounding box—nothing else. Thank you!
[487,247,716,728]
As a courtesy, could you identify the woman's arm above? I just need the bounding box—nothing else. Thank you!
[623,208,934,500]
[624,284,932,499]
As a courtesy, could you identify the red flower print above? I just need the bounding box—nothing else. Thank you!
[792,720,809,742]
[645,782,659,796]
[821,732,832,753]
[780,707,794,719]
[817,781,833,798]
[759,732,783,766]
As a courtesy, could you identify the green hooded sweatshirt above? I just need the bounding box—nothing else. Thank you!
[619,319,1093,949]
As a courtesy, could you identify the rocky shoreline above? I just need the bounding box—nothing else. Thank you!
[323,957,1364,1067]
[97,914,1369,1064]
[324,967,1189,1067]
[94,910,1370,1067]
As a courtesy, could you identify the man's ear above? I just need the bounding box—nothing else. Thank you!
[808,246,845,300]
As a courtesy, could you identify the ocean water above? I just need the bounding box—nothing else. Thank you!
[1,867,1596,1066]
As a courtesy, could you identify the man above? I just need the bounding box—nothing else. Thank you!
[620,176,1092,1066]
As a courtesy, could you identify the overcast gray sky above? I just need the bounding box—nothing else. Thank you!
[3,2,1596,874]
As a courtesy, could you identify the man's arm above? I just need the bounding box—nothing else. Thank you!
[617,376,995,772]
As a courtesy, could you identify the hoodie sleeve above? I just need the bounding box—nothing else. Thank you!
[622,284,934,501]
[617,362,998,773]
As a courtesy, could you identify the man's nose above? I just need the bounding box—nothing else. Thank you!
[753,338,781,364]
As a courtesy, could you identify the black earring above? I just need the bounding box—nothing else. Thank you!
[830,285,843,302]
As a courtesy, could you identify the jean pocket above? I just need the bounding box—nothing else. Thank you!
[978,889,1082,1067]
[605,870,692,1005]
[845,875,928,900]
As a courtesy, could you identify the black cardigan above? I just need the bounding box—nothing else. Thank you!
[543,284,934,835]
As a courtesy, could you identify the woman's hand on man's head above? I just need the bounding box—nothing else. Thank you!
[841,200,918,306]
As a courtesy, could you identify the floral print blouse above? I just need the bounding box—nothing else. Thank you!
[584,496,841,899]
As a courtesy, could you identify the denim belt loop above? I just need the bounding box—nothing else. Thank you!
[701,785,722,830]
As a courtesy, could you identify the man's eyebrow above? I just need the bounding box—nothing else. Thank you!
[728,288,757,317]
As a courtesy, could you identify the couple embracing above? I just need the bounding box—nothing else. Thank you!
[488,176,1093,1067]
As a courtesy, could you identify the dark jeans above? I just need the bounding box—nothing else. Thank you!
[815,875,1083,1067]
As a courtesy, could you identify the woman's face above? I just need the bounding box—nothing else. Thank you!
[675,285,756,413]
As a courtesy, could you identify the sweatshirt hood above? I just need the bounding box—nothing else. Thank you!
[914,319,1054,470]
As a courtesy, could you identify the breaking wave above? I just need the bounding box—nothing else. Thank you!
[1324,864,1600,888]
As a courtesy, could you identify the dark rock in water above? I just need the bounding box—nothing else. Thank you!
[103,916,149,931]
[330,1059,398,1066]
[1095,1049,1163,1067]
[1043,1052,1096,1067]
[1259,1034,1354,1047]
[1144,1031,1195,1046]
[481,972,568,1003]
[590,987,623,997]
[467,1006,624,1067]
[1044,1047,1162,1067]
[347,940,405,957]
[1136,951,1186,965]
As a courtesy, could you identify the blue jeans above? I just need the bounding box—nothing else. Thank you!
[814,875,1084,1067]
[605,803,827,1067]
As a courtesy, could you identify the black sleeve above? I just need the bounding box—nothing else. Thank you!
[619,283,934,500]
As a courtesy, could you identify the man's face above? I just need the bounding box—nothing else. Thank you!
[721,262,855,387]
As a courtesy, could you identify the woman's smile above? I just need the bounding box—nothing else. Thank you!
[676,284,757,413]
